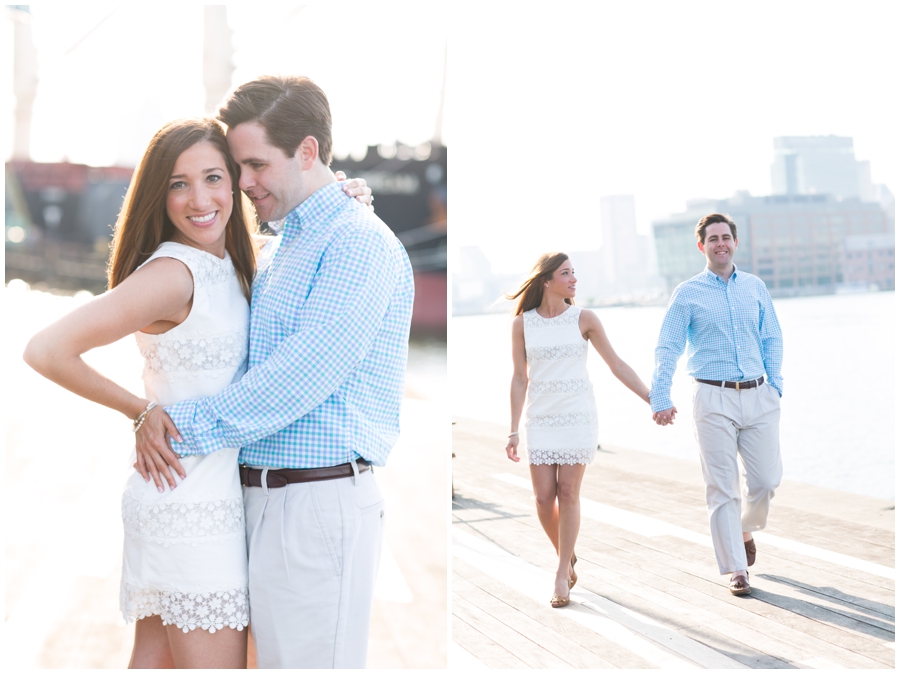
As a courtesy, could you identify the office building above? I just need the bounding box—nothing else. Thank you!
[653,192,891,296]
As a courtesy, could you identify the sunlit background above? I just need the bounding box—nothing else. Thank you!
[448,5,894,497]
[5,4,447,669]
[450,1,896,282]
[4,3,448,164]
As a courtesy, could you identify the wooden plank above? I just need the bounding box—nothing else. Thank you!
[496,524,887,669]
[454,593,573,669]
[454,490,892,669]
[452,614,530,669]
[452,416,895,670]
[454,572,616,669]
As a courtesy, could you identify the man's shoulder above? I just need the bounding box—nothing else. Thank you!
[672,270,709,295]
[735,269,766,286]
[329,200,397,244]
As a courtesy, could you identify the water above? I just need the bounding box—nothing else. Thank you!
[451,292,895,500]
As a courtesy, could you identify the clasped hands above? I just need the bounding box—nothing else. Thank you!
[652,406,678,426]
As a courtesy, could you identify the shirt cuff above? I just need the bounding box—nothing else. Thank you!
[649,388,674,413]
[165,398,221,456]
[767,377,783,397]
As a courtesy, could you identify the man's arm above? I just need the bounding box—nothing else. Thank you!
[167,226,399,456]
[758,283,783,396]
[650,287,690,414]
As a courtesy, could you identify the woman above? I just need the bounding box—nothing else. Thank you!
[23,118,370,668]
[505,252,651,608]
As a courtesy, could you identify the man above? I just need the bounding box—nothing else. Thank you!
[138,75,414,667]
[650,213,783,596]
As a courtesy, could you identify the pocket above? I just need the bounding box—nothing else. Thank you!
[310,483,343,576]
[355,472,384,512]
[692,382,708,420]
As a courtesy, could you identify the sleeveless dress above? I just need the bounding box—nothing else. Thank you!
[523,305,598,465]
[120,241,251,633]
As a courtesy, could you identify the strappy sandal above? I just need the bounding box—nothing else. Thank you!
[568,552,578,589]
[550,593,570,608]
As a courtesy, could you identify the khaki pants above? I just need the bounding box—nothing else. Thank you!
[692,381,782,575]
[243,467,384,668]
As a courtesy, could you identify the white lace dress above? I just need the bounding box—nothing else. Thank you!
[120,241,250,633]
[523,305,598,465]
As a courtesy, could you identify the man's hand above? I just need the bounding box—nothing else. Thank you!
[505,435,521,462]
[135,406,186,492]
[335,171,374,211]
[653,406,678,426]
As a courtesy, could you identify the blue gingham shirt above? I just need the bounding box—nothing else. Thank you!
[650,265,783,412]
[166,181,415,467]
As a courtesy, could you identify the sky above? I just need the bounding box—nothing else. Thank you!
[448,1,898,273]
[5,3,897,277]
[3,3,447,166]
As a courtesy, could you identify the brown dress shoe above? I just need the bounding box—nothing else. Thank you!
[729,573,751,596]
[744,538,756,567]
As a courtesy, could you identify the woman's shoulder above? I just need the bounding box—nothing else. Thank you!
[141,241,234,287]
[139,241,201,267]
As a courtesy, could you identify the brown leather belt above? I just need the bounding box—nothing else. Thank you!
[240,460,371,488]
[695,375,765,390]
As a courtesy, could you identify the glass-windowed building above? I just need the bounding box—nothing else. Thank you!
[653,192,891,296]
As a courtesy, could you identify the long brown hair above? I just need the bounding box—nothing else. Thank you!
[107,118,257,301]
[505,252,573,316]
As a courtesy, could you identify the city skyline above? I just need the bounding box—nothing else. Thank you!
[453,131,894,314]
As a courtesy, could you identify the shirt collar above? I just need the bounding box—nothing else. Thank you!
[281,181,352,237]
[703,264,739,283]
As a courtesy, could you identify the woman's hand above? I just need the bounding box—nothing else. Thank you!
[135,406,186,492]
[505,434,521,462]
[653,406,678,426]
[335,170,374,210]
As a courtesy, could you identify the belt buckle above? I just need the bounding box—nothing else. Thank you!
[735,381,740,390]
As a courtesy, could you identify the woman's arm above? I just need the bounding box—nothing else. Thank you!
[506,314,527,462]
[581,309,651,404]
[23,257,193,485]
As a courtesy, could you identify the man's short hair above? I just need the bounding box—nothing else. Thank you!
[695,213,737,243]
[218,75,333,166]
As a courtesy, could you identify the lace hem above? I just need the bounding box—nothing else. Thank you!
[529,378,591,395]
[527,342,587,362]
[524,307,580,328]
[122,494,245,546]
[121,582,249,634]
[527,447,596,465]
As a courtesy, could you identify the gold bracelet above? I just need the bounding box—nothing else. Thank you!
[133,401,157,433]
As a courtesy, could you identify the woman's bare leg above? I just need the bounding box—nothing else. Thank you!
[166,623,248,669]
[530,464,560,553]
[129,616,174,669]
[246,629,258,668]
[554,463,587,597]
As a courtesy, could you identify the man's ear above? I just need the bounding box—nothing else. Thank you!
[294,136,320,170]
[697,239,705,253]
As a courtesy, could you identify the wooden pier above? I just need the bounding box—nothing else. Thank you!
[452,417,895,669]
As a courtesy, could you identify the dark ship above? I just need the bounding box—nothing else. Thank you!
[5,143,446,336]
